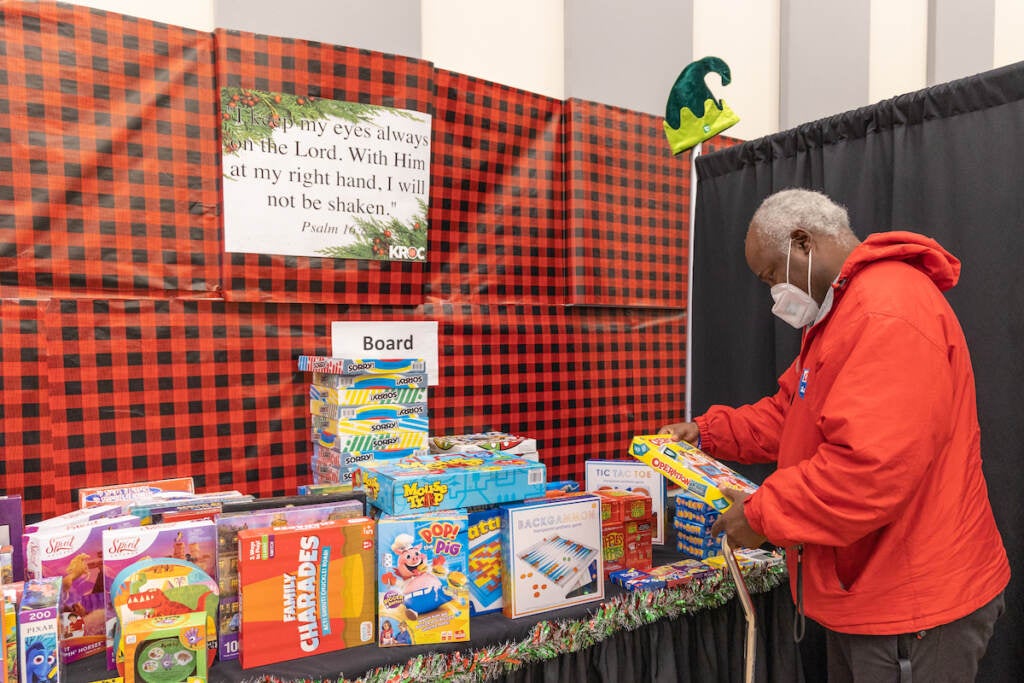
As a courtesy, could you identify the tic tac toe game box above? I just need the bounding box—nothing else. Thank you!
[629,435,758,511]
[499,495,604,618]
[465,507,503,616]
[358,452,546,516]
[377,511,469,647]
[585,459,666,544]
[236,517,376,668]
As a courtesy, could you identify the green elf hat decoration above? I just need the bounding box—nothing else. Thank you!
[663,56,740,154]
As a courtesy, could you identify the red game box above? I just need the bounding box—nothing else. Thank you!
[236,517,376,668]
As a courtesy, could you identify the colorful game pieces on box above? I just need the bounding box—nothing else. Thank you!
[122,612,208,683]
[465,508,503,616]
[108,559,219,676]
[102,520,218,670]
[630,435,758,511]
[499,495,604,618]
[429,431,539,460]
[377,511,469,647]
[236,517,376,668]
[359,452,546,516]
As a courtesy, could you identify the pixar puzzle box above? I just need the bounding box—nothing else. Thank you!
[377,511,469,647]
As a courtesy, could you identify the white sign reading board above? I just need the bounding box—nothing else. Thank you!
[221,88,431,262]
[332,321,439,385]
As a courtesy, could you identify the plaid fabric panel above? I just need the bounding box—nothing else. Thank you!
[47,299,429,510]
[0,299,54,523]
[215,29,434,304]
[565,99,691,308]
[425,303,687,484]
[0,1,221,300]
[426,69,566,303]
[0,3,708,518]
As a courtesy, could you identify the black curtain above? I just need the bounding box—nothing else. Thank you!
[691,61,1024,682]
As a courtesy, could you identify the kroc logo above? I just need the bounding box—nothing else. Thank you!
[388,245,427,261]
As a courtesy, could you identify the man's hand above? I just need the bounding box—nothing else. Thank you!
[710,487,768,549]
[658,421,700,444]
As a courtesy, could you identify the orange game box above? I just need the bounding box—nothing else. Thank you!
[236,517,376,668]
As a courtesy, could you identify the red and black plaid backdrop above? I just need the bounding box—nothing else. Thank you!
[0,2,738,522]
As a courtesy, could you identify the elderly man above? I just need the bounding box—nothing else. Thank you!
[660,188,1008,682]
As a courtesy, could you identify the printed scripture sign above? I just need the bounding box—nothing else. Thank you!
[221,88,431,261]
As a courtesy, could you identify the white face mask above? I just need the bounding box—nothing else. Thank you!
[770,240,819,329]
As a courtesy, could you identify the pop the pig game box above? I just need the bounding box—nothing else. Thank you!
[236,517,376,668]
[377,511,469,647]
[630,435,758,511]
[499,495,604,618]
[359,453,546,516]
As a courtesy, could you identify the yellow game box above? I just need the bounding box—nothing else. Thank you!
[629,435,757,512]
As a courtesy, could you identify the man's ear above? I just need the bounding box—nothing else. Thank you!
[789,228,812,254]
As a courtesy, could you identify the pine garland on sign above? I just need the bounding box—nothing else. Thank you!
[314,198,428,261]
[240,564,786,683]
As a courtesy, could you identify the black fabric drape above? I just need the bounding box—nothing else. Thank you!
[503,584,802,683]
[691,61,1024,682]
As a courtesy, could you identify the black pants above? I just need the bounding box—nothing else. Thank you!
[824,592,1005,683]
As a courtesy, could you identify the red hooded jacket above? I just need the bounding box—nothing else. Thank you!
[695,231,1009,634]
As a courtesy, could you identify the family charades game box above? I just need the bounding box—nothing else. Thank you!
[236,517,376,668]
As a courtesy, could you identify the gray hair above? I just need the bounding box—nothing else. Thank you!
[750,188,856,253]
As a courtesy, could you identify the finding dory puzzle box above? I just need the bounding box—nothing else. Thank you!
[236,517,376,668]
[377,511,469,647]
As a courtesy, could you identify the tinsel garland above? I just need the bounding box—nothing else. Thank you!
[241,564,787,683]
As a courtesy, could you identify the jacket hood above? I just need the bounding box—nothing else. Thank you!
[839,230,960,292]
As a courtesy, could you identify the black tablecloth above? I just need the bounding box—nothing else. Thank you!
[70,547,815,682]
